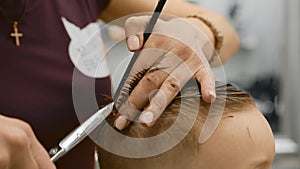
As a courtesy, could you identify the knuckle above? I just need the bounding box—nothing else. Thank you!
[151,91,167,110]
[151,100,165,111]
[125,17,138,26]
[174,44,192,57]
[195,65,209,80]
[7,120,31,150]
[206,69,216,82]
[8,130,30,151]
[142,73,160,89]
[118,99,137,120]
[15,120,33,137]
[125,16,144,32]
[165,78,181,93]
[148,35,166,48]
[201,64,211,73]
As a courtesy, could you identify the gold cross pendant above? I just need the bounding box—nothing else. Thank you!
[10,21,23,47]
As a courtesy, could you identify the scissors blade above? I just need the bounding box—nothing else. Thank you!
[50,102,114,162]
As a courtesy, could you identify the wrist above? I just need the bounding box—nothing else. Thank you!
[185,17,215,45]
[186,14,224,66]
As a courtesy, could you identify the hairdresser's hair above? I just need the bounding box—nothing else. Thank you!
[96,80,274,169]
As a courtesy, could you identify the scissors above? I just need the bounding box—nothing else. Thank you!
[49,102,114,162]
[49,0,167,162]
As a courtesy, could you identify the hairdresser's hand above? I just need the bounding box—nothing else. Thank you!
[114,16,216,130]
[0,115,56,169]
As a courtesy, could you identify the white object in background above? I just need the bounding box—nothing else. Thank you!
[62,17,110,78]
[275,136,298,154]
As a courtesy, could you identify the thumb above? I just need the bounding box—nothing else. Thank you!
[124,16,151,51]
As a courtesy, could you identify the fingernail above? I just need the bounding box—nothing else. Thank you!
[140,111,154,124]
[209,90,216,102]
[127,35,140,50]
[114,115,127,130]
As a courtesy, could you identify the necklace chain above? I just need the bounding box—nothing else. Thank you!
[0,0,28,46]
[0,0,28,23]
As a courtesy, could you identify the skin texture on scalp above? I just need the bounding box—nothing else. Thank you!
[96,81,275,169]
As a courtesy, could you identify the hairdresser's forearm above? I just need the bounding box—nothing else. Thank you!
[99,0,240,64]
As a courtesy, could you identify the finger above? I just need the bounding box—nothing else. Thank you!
[13,120,56,169]
[0,120,37,169]
[129,52,186,108]
[1,118,41,169]
[192,47,216,103]
[113,98,138,130]
[114,52,186,130]
[114,48,165,110]
[114,70,168,130]
[124,16,151,51]
[139,60,194,126]
[195,63,216,103]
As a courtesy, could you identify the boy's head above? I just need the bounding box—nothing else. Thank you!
[96,81,275,169]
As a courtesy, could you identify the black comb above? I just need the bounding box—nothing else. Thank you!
[113,0,167,104]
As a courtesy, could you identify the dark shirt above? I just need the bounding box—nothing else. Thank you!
[0,0,110,168]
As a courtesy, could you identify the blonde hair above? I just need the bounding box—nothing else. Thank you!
[96,81,274,169]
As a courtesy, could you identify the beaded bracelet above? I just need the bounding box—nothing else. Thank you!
[187,14,224,65]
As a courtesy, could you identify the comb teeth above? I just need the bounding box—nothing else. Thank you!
[128,68,149,94]
[112,0,167,110]
[115,68,150,110]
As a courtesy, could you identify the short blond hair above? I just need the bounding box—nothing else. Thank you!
[96,81,275,169]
